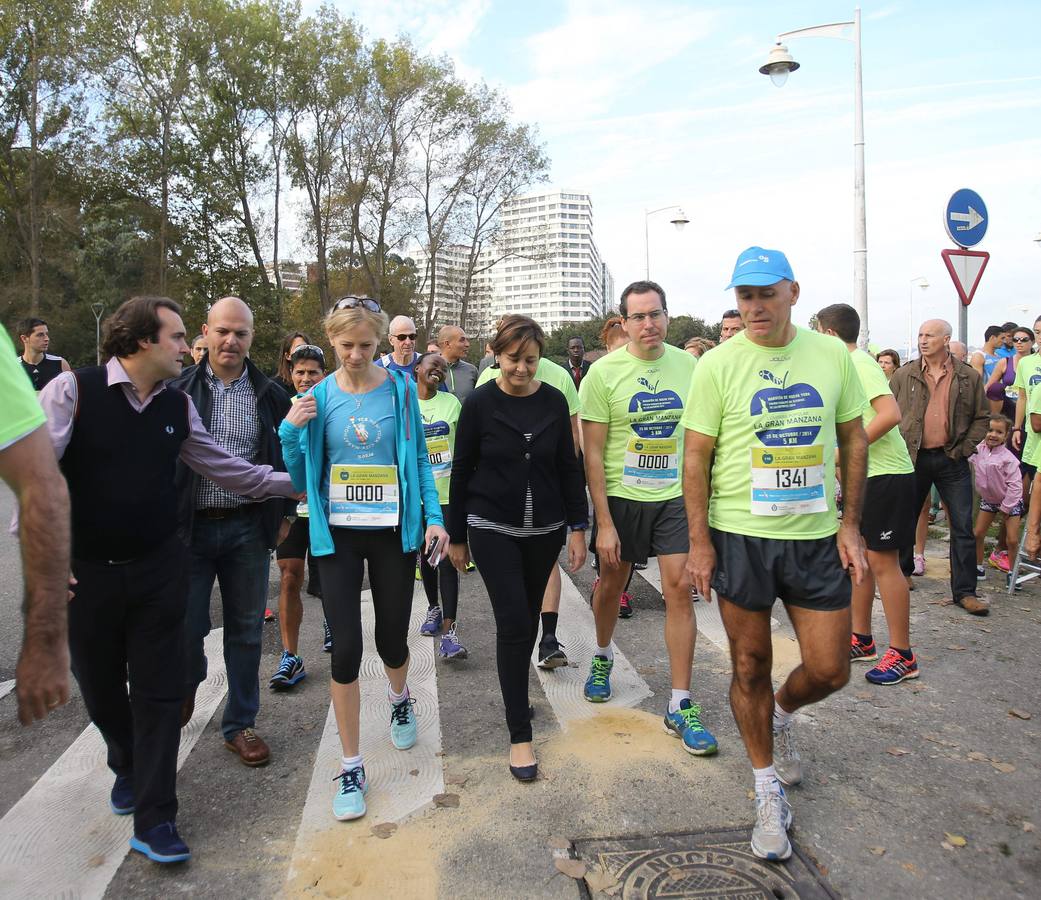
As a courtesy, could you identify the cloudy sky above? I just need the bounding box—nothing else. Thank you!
[321,0,1041,351]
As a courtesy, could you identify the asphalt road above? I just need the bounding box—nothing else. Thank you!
[0,480,1039,898]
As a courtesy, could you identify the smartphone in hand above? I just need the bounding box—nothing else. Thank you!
[426,536,443,568]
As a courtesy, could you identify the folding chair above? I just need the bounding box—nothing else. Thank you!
[1008,544,1041,594]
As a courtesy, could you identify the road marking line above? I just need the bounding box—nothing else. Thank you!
[0,679,13,703]
[0,628,228,898]
[532,566,653,727]
[288,586,443,884]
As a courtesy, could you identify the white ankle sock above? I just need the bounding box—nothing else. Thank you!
[668,689,691,713]
[753,764,780,793]
[389,685,409,703]
[341,754,363,771]
[595,644,614,660]
[773,701,794,732]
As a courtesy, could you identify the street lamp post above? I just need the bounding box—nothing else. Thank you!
[907,277,928,360]
[90,302,105,365]
[644,206,690,279]
[759,8,868,349]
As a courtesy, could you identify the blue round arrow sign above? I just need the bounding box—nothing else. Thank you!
[944,188,988,248]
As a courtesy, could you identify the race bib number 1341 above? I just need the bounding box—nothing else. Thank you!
[749,446,826,516]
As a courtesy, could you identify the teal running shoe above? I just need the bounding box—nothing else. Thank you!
[583,655,613,702]
[332,766,368,820]
[663,699,718,756]
[390,697,418,749]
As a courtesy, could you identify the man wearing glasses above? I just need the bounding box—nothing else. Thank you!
[377,316,421,379]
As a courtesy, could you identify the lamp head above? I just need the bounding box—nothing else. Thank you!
[759,43,799,87]
[670,209,690,231]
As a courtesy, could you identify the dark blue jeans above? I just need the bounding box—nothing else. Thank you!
[186,510,271,740]
[900,449,978,602]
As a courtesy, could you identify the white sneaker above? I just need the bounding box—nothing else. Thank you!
[773,720,803,786]
[751,785,793,861]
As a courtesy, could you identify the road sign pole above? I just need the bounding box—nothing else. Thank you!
[958,303,967,346]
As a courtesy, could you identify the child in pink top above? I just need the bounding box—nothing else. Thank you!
[970,416,1023,583]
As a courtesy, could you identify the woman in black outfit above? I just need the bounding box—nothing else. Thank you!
[448,315,587,782]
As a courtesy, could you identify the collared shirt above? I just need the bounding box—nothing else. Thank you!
[195,364,261,509]
[32,358,295,517]
[921,353,953,449]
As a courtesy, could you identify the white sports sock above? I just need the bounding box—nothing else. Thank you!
[668,689,691,713]
[595,644,614,661]
[389,684,409,703]
[341,754,363,771]
[753,764,780,793]
[773,700,794,732]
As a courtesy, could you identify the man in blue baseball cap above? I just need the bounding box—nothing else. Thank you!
[682,246,868,861]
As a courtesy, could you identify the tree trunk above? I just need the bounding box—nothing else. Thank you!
[27,25,40,316]
[159,106,170,294]
[271,120,282,291]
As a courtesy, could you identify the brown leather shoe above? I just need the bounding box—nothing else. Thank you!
[180,685,198,728]
[956,595,990,616]
[224,728,271,766]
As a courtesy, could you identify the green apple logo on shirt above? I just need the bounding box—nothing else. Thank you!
[629,377,683,438]
[750,369,824,446]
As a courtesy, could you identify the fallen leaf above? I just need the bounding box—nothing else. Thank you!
[547,835,570,850]
[855,691,873,700]
[991,761,1016,774]
[941,841,955,851]
[944,833,967,847]
[445,773,469,786]
[433,793,460,808]
[87,855,105,868]
[746,790,755,800]
[555,858,587,879]
[1008,708,1032,720]
[371,823,397,839]
[584,867,619,893]
[668,868,685,882]
[869,846,886,856]
[409,769,419,776]
[1023,822,1035,833]
[902,862,918,874]
[636,665,657,675]
[947,645,967,651]
[967,751,989,761]
[885,746,911,756]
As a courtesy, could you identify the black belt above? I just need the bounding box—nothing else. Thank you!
[195,504,255,519]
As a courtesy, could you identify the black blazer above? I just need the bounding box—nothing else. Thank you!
[448,380,588,543]
[566,358,591,388]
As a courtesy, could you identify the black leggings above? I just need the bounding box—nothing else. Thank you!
[468,525,565,744]
[317,527,415,684]
[420,505,459,620]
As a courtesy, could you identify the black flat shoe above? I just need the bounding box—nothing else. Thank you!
[509,762,538,782]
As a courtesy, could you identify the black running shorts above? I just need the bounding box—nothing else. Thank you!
[709,529,851,612]
[859,472,917,552]
[592,495,688,565]
[276,516,311,561]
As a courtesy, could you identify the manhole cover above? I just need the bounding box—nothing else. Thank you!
[570,828,838,899]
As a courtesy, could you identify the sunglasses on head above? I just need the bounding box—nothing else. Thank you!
[333,295,381,313]
[391,333,417,341]
[291,343,325,360]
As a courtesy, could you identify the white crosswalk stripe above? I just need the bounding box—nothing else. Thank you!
[0,629,228,898]
[0,679,13,703]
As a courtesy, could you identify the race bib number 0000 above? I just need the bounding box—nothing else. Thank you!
[328,464,399,527]
[749,446,827,516]
[426,436,452,480]
[622,436,678,489]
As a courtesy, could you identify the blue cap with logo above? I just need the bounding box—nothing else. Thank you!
[725,246,795,290]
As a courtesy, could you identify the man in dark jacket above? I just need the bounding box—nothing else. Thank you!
[565,335,591,388]
[172,296,295,766]
[890,318,990,614]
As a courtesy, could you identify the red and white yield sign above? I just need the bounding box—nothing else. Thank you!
[941,248,990,307]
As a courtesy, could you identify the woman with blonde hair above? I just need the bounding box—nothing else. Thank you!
[279,296,447,822]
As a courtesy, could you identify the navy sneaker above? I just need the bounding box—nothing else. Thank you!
[583,655,614,702]
[420,606,443,636]
[438,626,468,660]
[110,774,134,815]
[129,821,191,864]
[269,650,306,690]
[323,620,333,653]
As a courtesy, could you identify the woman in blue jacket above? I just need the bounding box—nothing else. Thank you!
[279,296,447,823]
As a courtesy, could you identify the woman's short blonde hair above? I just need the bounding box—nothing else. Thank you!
[324,305,389,343]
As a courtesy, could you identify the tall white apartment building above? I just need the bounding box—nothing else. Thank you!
[264,261,305,292]
[412,189,609,337]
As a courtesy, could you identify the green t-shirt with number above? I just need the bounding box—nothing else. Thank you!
[419,390,461,505]
[1025,383,1041,468]
[0,330,46,450]
[475,356,580,415]
[1013,354,1041,465]
[681,327,865,540]
[579,343,695,502]
[850,348,914,478]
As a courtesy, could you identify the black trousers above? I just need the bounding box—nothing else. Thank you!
[420,506,459,620]
[67,535,188,834]
[468,526,565,744]
[317,527,415,684]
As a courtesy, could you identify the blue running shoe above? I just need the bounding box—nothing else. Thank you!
[269,650,306,690]
[663,699,718,756]
[420,606,442,636]
[110,774,134,815]
[438,626,468,660]
[583,655,613,703]
[129,821,191,864]
[332,766,368,820]
[864,648,920,685]
[390,696,418,749]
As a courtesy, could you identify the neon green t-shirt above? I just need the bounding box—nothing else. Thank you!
[1013,354,1041,465]
[850,348,914,478]
[681,327,865,539]
[0,330,46,450]
[579,343,695,502]
[419,390,461,505]
[475,356,580,415]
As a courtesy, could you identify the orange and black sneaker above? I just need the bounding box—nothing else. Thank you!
[850,633,877,662]
[865,648,919,685]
